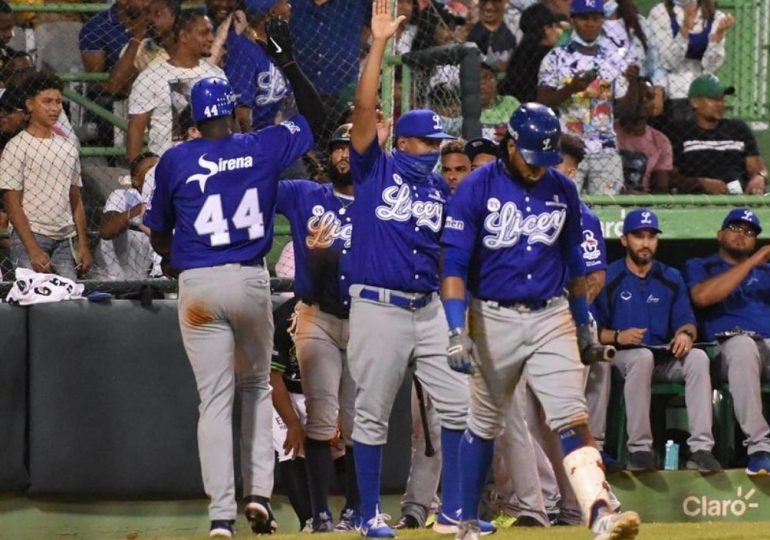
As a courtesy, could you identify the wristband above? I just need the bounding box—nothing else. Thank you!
[613,329,620,346]
[678,329,695,341]
[442,298,467,332]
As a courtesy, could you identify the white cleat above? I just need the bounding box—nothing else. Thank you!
[454,520,482,540]
[591,510,640,540]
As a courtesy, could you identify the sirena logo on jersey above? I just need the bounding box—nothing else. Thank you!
[305,206,352,249]
[375,184,444,232]
[186,153,254,193]
[482,200,566,249]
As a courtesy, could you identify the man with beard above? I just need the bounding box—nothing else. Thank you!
[440,102,638,540]
[685,209,770,475]
[274,123,361,533]
[593,209,720,474]
[127,9,224,161]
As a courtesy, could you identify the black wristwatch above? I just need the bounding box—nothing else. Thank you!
[679,329,695,341]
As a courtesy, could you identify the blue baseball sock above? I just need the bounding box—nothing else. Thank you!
[353,441,382,523]
[559,428,583,456]
[459,429,495,521]
[440,428,463,516]
[304,437,332,519]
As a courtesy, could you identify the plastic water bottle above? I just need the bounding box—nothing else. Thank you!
[664,440,679,470]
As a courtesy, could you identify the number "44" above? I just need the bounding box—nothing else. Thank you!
[194,188,264,246]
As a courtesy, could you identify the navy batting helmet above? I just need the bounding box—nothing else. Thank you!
[191,77,235,124]
[329,123,352,148]
[507,103,562,166]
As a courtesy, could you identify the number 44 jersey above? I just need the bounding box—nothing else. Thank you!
[144,115,313,271]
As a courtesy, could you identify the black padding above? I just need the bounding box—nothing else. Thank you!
[0,305,29,491]
[28,300,204,497]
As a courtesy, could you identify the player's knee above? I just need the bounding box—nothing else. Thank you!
[305,423,338,441]
[723,335,760,364]
[625,349,655,376]
[467,416,503,440]
[685,348,710,372]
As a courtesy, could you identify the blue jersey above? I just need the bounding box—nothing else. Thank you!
[144,115,313,271]
[594,260,696,346]
[224,32,292,131]
[349,138,450,293]
[684,254,770,340]
[277,180,353,317]
[441,160,584,303]
[581,203,607,273]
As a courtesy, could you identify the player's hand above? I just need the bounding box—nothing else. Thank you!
[749,245,770,267]
[617,327,646,346]
[231,10,248,35]
[669,331,693,359]
[28,246,52,273]
[370,0,406,42]
[76,244,93,275]
[264,16,294,67]
[447,329,474,374]
[283,422,305,459]
[577,323,615,365]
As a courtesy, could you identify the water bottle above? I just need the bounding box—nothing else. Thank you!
[664,440,679,470]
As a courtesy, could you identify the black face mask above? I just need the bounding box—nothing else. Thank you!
[328,161,352,187]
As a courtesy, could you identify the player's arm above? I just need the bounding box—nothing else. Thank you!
[270,370,304,458]
[263,17,325,136]
[351,0,405,154]
[69,184,93,274]
[586,269,605,304]
[689,247,770,307]
[149,230,172,259]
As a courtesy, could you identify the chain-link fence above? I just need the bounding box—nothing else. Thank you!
[0,0,766,292]
[392,0,768,196]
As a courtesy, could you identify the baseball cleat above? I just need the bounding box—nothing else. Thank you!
[591,510,640,540]
[360,513,396,538]
[394,514,421,529]
[454,519,481,540]
[335,508,362,531]
[209,519,235,538]
[433,510,496,535]
[312,511,335,532]
[746,451,770,476]
[244,496,277,534]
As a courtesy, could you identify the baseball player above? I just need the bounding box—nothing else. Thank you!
[275,123,360,533]
[144,20,323,537]
[464,137,498,171]
[346,1,494,537]
[440,102,640,540]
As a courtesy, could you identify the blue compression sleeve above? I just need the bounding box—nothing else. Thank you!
[443,298,467,331]
[443,244,470,280]
[569,294,590,327]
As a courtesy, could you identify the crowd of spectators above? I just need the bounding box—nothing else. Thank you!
[0,0,763,282]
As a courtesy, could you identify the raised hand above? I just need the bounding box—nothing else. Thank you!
[370,0,406,42]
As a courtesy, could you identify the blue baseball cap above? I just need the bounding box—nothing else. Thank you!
[570,0,604,15]
[394,109,455,140]
[243,0,278,16]
[623,208,661,235]
[722,207,762,234]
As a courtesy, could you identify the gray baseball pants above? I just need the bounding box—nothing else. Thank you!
[348,285,468,446]
[717,336,770,454]
[467,297,588,439]
[293,301,355,443]
[493,380,549,525]
[612,347,714,453]
[178,264,274,520]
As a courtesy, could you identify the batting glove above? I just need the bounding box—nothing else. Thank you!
[447,328,474,374]
[577,323,615,365]
[264,16,294,68]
